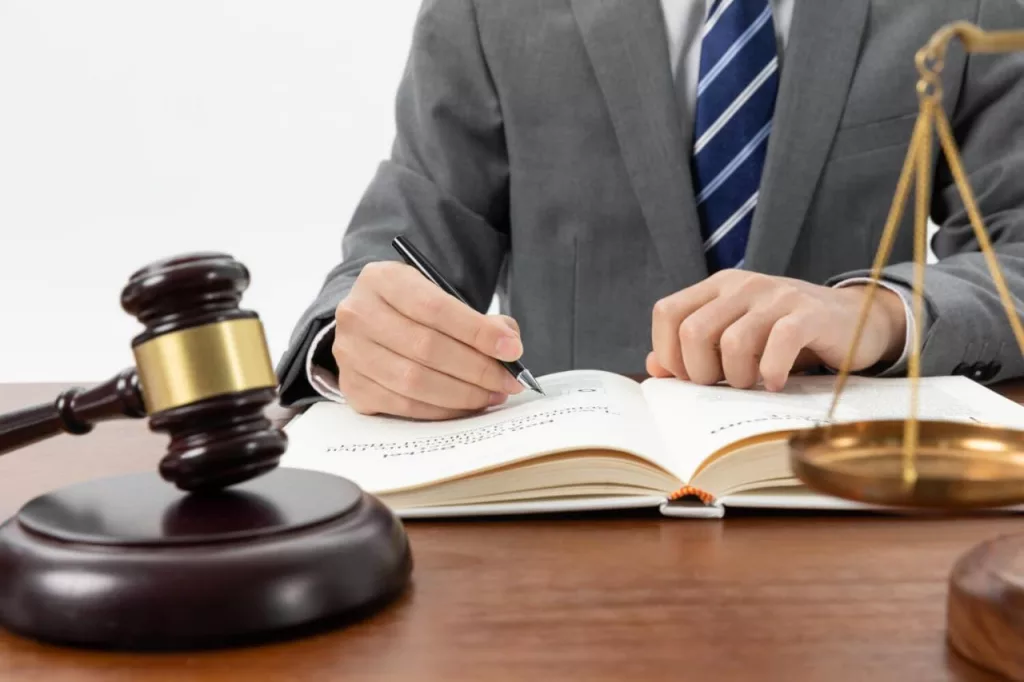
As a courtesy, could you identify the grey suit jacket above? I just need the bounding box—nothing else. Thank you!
[276,0,1024,406]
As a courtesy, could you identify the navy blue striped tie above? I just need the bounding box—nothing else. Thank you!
[692,0,779,272]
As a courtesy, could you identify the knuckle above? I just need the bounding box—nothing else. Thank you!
[335,294,373,330]
[737,274,767,296]
[707,269,733,285]
[679,317,708,343]
[360,261,404,289]
[806,296,826,315]
[715,269,752,289]
[771,285,802,308]
[418,290,446,321]
[793,290,815,309]
[410,331,439,363]
[359,261,385,283]
[397,362,427,395]
[334,300,354,327]
[652,297,674,321]
[720,327,750,356]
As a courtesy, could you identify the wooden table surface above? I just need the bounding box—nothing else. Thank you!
[0,382,1022,682]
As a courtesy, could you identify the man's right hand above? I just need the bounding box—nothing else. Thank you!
[332,261,526,420]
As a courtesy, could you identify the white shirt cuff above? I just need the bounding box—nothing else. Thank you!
[305,320,347,403]
[832,277,916,377]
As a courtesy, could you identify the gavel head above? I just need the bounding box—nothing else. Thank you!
[120,252,287,492]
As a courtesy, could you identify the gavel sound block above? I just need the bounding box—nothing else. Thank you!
[0,253,412,650]
[947,535,1024,681]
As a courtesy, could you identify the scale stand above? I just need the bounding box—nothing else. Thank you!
[787,22,1024,681]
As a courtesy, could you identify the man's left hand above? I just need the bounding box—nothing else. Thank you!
[648,270,908,392]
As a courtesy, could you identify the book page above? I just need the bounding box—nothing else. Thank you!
[281,370,672,494]
[641,374,1024,482]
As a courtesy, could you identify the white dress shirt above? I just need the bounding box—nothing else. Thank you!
[305,0,913,402]
[663,0,795,118]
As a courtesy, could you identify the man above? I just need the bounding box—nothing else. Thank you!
[276,0,1024,420]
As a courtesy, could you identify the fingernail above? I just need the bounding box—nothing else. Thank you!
[488,392,507,406]
[496,335,522,359]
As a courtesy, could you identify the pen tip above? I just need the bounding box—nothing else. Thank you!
[519,370,545,395]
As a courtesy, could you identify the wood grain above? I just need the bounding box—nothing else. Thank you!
[0,381,1021,681]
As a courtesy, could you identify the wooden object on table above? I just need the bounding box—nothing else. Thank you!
[948,535,1024,681]
[0,252,287,491]
[1,383,1024,680]
[118,252,285,490]
[0,254,412,650]
[0,369,145,454]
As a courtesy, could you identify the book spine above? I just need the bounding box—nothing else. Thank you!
[667,485,715,506]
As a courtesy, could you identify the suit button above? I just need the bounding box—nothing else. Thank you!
[964,362,998,382]
[977,362,1000,382]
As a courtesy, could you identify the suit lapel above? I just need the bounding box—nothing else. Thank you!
[570,0,708,289]
[743,0,871,275]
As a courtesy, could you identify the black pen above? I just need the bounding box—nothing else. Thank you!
[391,235,545,396]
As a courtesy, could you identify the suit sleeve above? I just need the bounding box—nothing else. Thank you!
[834,0,1024,384]
[275,0,510,406]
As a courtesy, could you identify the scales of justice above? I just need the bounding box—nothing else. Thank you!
[786,21,1024,682]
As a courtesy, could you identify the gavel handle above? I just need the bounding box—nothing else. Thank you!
[0,368,147,456]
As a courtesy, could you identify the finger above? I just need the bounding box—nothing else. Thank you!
[719,309,775,389]
[646,351,677,378]
[677,294,750,385]
[337,366,485,421]
[335,333,508,411]
[651,286,718,379]
[371,264,523,362]
[342,294,523,395]
[760,311,820,392]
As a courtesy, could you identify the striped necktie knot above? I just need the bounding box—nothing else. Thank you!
[692,0,780,272]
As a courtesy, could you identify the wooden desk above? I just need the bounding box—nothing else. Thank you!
[0,383,1020,682]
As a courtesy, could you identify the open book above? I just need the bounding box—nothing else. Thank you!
[280,371,1024,518]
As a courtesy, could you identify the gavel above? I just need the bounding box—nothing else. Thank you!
[0,253,412,651]
[0,252,286,490]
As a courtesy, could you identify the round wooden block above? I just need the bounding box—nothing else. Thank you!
[948,533,1024,681]
[0,468,412,650]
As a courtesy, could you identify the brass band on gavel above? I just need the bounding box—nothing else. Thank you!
[132,318,278,414]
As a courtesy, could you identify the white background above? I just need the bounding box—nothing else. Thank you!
[0,1,422,381]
